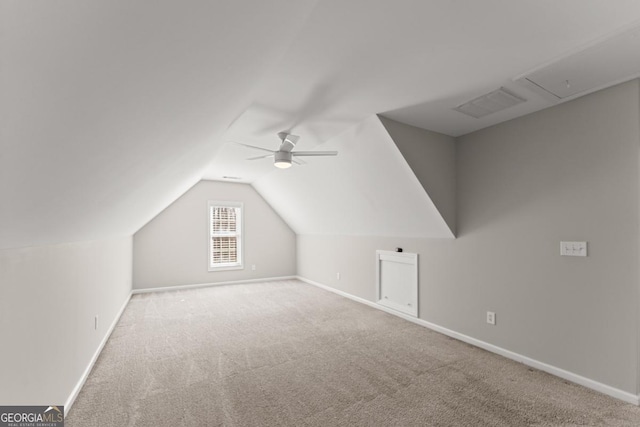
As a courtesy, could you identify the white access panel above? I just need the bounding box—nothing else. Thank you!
[376,250,418,317]
[516,25,640,101]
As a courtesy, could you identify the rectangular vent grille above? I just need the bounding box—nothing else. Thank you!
[454,87,526,119]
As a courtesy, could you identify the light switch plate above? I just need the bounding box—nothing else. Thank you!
[560,241,587,257]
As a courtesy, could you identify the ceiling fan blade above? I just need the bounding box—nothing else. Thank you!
[246,154,274,160]
[291,151,338,157]
[291,156,308,165]
[235,142,275,154]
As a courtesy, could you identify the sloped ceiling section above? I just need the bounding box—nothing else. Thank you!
[5,1,640,250]
[379,116,456,234]
[0,0,317,250]
[252,115,454,238]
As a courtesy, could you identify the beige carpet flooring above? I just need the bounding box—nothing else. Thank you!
[66,279,640,426]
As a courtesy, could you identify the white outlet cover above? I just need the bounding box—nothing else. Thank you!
[560,241,587,257]
[487,311,496,325]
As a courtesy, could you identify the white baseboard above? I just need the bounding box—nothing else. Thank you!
[64,292,132,416]
[65,276,296,417]
[296,276,640,406]
[132,276,297,294]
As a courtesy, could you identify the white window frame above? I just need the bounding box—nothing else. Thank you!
[208,201,243,271]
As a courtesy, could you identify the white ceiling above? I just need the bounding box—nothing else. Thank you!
[0,0,317,249]
[252,115,454,238]
[204,0,640,182]
[4,1,640,249]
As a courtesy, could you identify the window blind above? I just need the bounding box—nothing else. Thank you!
[210,205,242,267]
[211,207,237,234]
[211,236,238,264]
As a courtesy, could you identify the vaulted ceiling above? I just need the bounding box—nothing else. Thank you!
[253,115,455,238]
[3,1,640,249]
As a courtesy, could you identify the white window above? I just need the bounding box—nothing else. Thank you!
[208,201,243,271]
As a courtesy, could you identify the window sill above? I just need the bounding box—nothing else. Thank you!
[208,264,244,272]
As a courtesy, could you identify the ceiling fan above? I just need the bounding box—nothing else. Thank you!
[236,132,338,169]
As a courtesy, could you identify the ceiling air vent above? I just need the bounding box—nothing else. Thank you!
[453,87,526,119]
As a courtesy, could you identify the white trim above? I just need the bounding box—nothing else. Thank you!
[207,265,244,272]
[64,275,297,417]
[296,276,640,406]
[132,276,297,294]
[208,200,244,271]
[64,292,132,416]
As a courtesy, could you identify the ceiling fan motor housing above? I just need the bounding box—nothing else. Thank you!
[274,150,292,168]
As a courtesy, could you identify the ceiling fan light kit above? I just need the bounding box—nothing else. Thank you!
[274,151,292,169]
[238,133,338,169]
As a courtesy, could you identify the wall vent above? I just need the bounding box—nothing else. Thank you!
[453,87,526,119]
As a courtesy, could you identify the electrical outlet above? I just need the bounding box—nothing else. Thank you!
[560,241,587,257]
[486,311,496,325]
[94,315,99,330]
[251,264,256,271]
[336,272,341,280]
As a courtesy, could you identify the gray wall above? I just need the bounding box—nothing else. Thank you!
[298,80,640,394]
[133,180,296,289]
[0,236,132,405]
[379,115,457,234]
